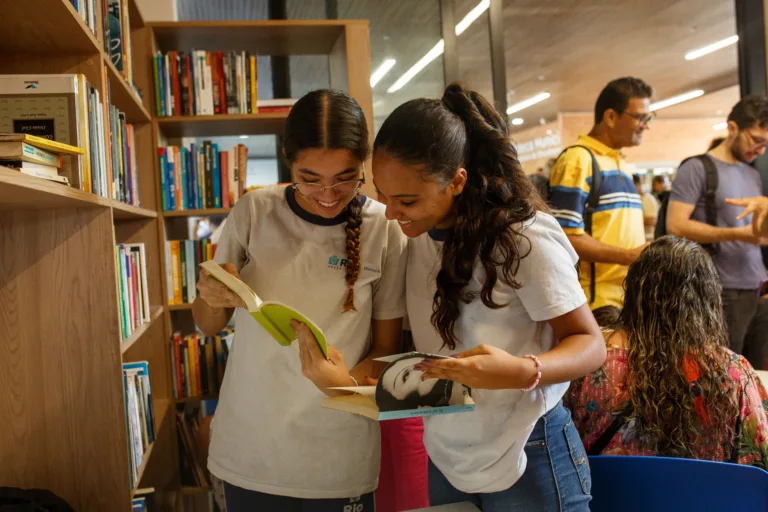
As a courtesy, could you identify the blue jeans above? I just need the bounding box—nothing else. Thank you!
[428,402,591,511]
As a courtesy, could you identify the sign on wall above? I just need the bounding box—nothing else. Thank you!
[514,131,562,163]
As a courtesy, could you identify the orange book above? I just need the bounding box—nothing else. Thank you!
[207,242,214,262]
[186,334,197,397]
[170,240,182,305]
[238,144,248,198]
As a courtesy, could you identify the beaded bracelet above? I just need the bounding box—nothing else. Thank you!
[521,354,542,392]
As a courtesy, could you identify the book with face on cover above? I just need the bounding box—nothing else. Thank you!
[322,352,475,421]
[199,260,328,358]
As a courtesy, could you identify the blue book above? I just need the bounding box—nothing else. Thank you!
[131,497,146,511]
[212,143,222,208]
[123,361,156,443]
[158,53,166,116]
[189,143,199,209]
[167,148,176,210]
[159,149,168,211]
[180,147,188,210]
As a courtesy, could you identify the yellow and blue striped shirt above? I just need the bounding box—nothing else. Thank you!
[548,135,645,310]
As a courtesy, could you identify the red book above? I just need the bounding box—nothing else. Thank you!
[171,51,181,116]
[185,54,193,115]
[217,52,226,115]
[194,333,202,397]
[220,151,230,208]
[174,332,184,397]
[211,52,221,114]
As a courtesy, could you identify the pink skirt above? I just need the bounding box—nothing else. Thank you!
[376,417,429,512]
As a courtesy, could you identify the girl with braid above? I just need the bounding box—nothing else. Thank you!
[193,89,408,511]
[371,83,605,510]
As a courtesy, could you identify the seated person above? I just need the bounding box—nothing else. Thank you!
[566,235,768,467]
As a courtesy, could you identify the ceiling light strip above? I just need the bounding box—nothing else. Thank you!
[649,89,705,111]
[370,59,396,87]
[506,93,551,115]
[685,35,739,61]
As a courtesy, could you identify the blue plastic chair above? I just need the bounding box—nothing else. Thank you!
[589,455,768,511]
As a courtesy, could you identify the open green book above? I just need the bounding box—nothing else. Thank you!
[199,260,328,358]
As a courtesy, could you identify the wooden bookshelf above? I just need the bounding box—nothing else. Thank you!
[163,208,232,218]
[0,0,102,54]
[157,113,289,138]
[175,394,218,404]
[169,303,194,311]
[121,306,164,355]
[0,1,180,511]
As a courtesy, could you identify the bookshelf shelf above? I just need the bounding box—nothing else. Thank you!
[104,56,152,124]
[149,20,358,56]
[169,304,193,311]
[121,306,164,355]
[176,394,218,404]
[156,113,289,138]
[0,166,155,219]
[0,0,102,54]
[163,208,232,218]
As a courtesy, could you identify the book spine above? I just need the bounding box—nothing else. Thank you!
[226,53,237,114]
[189,143,198,210]
[166,146,176,210]
[220,150,229,209]
[229,148,237,205]
[170,240,182,305]
[211,52,221,115]
[217,52,226,115]
[158,148,168,210]
[245,53,252,114]
[165,241,174,304]
[181,338,189,397]
[164,53,172,116]
[205,339,215,394]
[204,142,213,208]
[179,52,189,116]
[198,146,205,208]
[199,336,207,395]
[174,146,182,210]
[250,55,257,114]
[180,238,187,303]
[212,143,221,208]
[128,124,138,206]
[172,51,181,116]
[153,53,163,116]
[185,240,196,303]
[179,147,187,210]
[173,332,183,398]
[238,144,247,198]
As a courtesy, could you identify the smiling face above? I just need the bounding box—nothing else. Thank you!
[291,148,364,218]
[372,149,467,238]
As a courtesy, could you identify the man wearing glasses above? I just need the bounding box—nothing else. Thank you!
[549,77,652,310]
[668,95,768,370]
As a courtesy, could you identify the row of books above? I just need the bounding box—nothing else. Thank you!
[166,239,217,305]
[0,74,140,204]
[177,399,218,492]
[159,143,248,211]
[154,51,257,117]
[123,361,156,491]
[69,0,98,37]
[171,329,233,399]
[117,243,151,342]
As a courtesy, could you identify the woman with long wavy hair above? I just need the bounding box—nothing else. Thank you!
[317,82,605,510]
[567,235,768,466]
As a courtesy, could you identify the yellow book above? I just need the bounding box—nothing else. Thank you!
[170,241,182,305]
[249,56,257,112]
[200,260,328,357]
[0,133,84,155]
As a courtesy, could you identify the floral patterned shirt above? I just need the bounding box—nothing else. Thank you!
[565,345,768,468]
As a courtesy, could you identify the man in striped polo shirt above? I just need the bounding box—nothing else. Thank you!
[549,77,651,310]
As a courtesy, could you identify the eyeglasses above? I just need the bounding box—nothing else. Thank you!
[623,111,657,126]
[292,171,366,198]
[742,130,768,150]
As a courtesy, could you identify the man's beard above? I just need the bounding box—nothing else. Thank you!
[731,140,754,164]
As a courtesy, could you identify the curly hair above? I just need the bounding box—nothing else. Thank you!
[283,89,368,312]
[620,235,738,459]
[374,82,546,349]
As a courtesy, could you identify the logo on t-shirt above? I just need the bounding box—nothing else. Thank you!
[328,255,381,274]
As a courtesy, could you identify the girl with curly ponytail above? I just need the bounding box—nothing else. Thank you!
[194,89,410,510]
[372,83,606,510]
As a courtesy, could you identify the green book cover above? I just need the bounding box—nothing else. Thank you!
[199,260,328,358]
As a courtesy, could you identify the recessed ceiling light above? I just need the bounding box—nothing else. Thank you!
[546,129,553,135]
[370,58,396,87]
[685,35,738,60]
[506,93,551,115]
[239,135,249,139]
[539,118,546,125]
[511,118,524,126]
[713,121,728,130]
[649,89,705,111]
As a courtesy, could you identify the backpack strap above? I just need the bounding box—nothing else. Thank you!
[565,145,602,304]
[678,154,719,254]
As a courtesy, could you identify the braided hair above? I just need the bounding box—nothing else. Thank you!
[283,89,369,313]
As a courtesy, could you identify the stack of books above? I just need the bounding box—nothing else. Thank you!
[0,133,84,185]
[154,51,257,117]
[159,142,248,211]
[166,239,217,305]
[0,74,140,205]
[123,361,156,491]
[177,399,219,492]
[69,0,98,37]
[116,243,151,342]
[171,328,233,399]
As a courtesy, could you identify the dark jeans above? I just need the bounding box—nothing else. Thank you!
[223,483,374,512]
[722,289,768,370]
[428,403,591,511]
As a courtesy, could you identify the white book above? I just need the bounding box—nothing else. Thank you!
[124,243,151,323]
[165,241,174,304]
[195,51,204,115]
[166,145,175,205]
[228,148,236,205]
[19,169,69,184]
[204,59,214,116]
[164,53,172,117]
[185,240,196,303]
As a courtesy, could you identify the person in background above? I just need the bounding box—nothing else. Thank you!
[549,77,651,310]
[340,82,603,510]
[193,89,409,511]
[529,165,550,202]
[591,305,620,329]
[652,174,670,204]
[667,95,768,370]
[567,236,768,467]
[633,174,659,242]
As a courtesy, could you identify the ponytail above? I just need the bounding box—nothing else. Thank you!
[375,82,543,349]
[343,197,363,312]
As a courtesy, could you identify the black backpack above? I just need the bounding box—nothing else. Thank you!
[655,154,719,254]
[552,145,603,304]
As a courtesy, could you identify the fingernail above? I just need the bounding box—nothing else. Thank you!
[420,359,431,365]
[413,365,424,372]
[450,354,461,359]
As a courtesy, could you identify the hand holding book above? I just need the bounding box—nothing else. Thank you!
[196,263,247,309]
[294,320,353,396]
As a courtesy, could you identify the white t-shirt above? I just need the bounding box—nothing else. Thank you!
[641,193,660,241]
[207,185,407,498]
[406,212,586,494]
